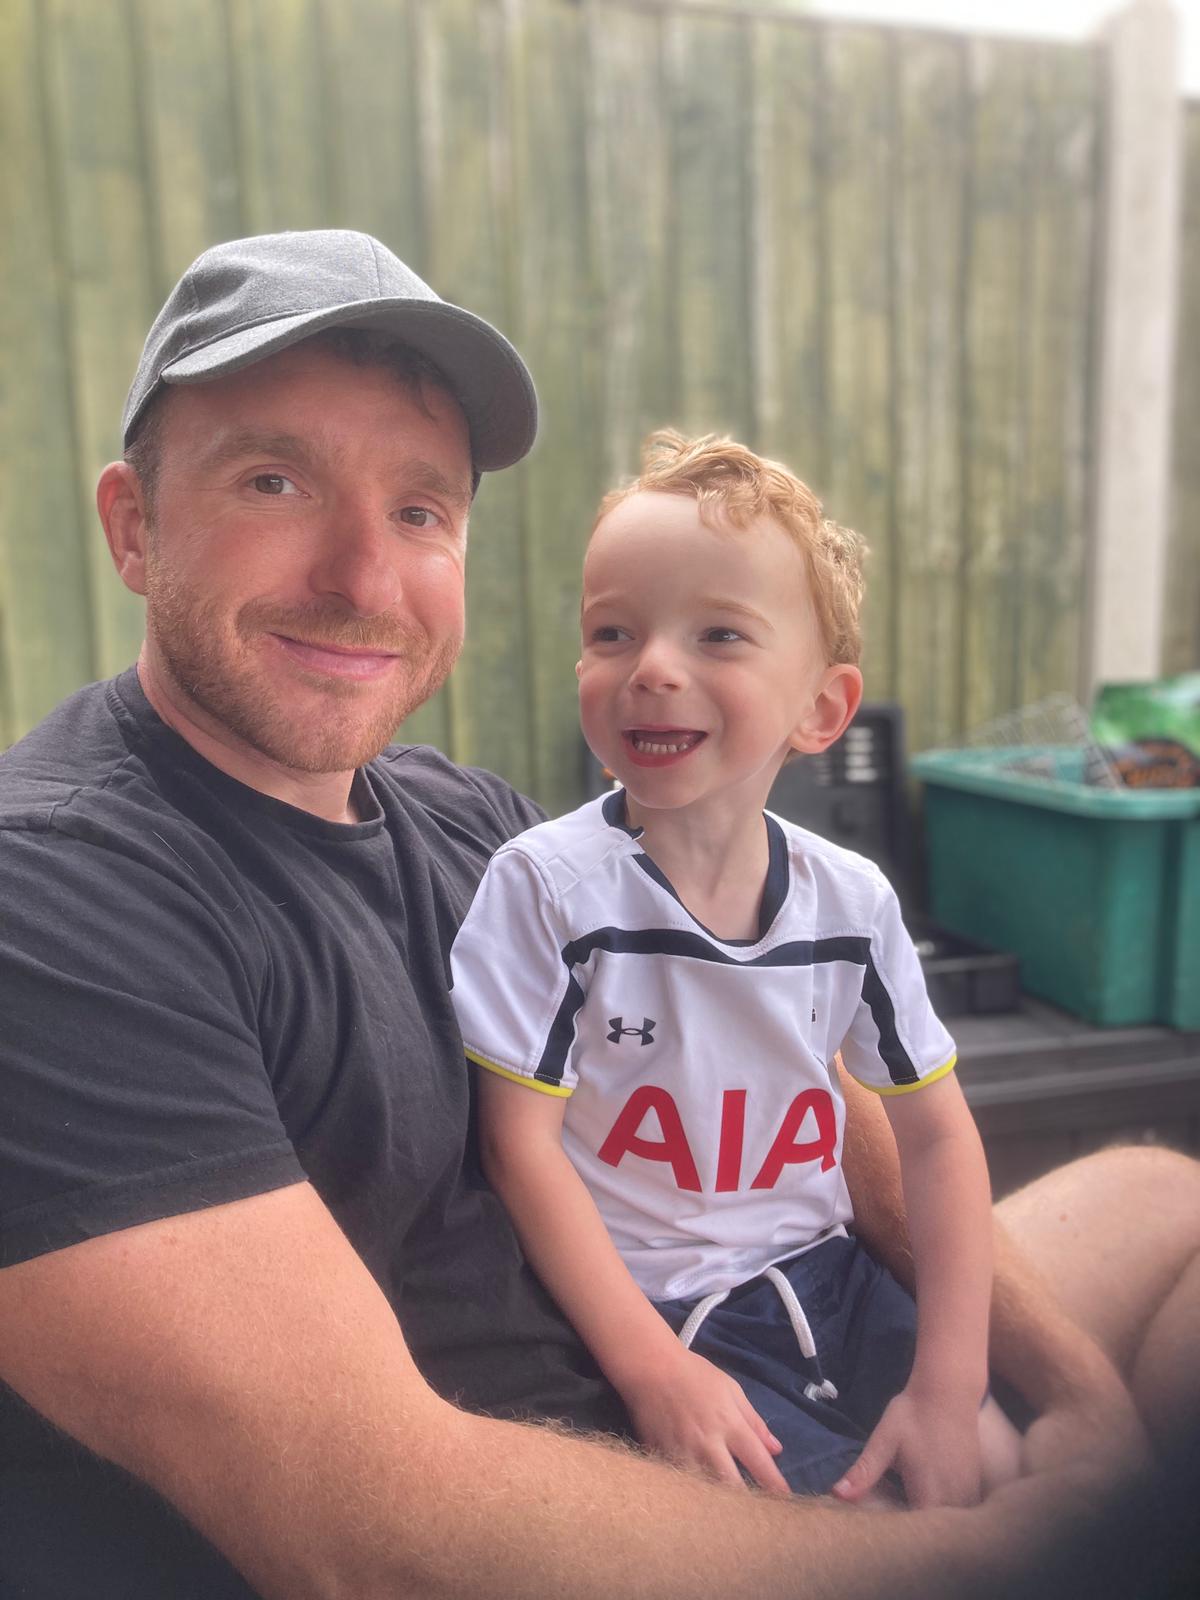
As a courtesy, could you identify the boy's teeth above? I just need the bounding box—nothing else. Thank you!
[631,731,700,754]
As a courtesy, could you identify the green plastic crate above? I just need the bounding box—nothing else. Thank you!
[910,747,1200,1029]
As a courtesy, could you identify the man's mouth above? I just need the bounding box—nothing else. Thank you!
[271,633,402,680]
[624,728,706,756]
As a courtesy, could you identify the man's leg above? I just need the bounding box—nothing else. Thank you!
[995,1145,1200,1451]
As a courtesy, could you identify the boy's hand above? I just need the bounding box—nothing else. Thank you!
[832,1380,984,1508]
[621,1349,790,1495]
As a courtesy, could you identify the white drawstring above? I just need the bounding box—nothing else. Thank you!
[678,1289,730,1350]
[674,1264,839,1402]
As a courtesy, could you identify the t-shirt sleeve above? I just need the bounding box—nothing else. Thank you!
[465,765,546,841]
[449,844,580,1097]
[838,876,957,1096]
[0,826,304,1268]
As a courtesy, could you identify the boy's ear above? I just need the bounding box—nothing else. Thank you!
[788,665,864,756]
[575,660,583,680]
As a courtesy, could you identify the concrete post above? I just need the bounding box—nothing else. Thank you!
[1083,0,1183,696]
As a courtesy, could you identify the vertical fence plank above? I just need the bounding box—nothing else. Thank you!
[665,8,756,439]
[228,0,330,232]
[893,32,969,754]
[320,0,423,257]
[136,0,243,285]
[824,26,897,699]
[750,18,826,483]
[1166,104,1200,676]
[1020,44,1099,706]
[0,0,95,740]
[587,0,674,485]
[506,0,603,814]
[44,0,158,679]
[960,40,1035,733]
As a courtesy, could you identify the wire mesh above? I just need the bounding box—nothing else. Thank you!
[959,693,1122,790]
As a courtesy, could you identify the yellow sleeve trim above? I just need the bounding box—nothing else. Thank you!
[466,1049,573,1098]
[856,1051,958,1098]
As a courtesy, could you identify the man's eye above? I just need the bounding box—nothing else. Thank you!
[398,506,442,528]
[251,473,299,496]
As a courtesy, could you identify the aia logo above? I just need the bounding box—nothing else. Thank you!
[607,1016,657,1046]
[597,1086,838,1193]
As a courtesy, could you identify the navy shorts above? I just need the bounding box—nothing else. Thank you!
[653,1235,917,1495]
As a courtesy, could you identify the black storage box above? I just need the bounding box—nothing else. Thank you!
[765,703,912,897]
[909,920,1022,1018]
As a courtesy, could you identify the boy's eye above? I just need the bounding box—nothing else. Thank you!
[590,625,628,643]
[703,627,744,644]
[251,473,300,496]
[398,506,443,528]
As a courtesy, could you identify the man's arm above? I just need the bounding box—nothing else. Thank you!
[837,1062,1146,1473]
[0,1178,1112,1600]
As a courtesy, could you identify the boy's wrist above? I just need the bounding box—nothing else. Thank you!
[905,1354,989,1407]
[605,1332,693,1400]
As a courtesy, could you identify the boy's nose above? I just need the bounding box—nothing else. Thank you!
[631,641,684,693]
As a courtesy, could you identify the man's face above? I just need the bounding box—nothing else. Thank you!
[139,342,473,775]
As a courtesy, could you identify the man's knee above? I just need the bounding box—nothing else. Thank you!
[1000,1142,1200,1231]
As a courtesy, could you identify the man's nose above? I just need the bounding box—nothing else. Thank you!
[631,639,685,692]
[310,503,402,617]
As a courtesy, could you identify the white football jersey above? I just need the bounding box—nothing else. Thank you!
[450,792,956,1301]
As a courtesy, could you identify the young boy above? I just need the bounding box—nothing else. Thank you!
[449,431,1020,1504]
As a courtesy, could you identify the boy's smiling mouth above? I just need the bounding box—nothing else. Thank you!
[624,728,707,761]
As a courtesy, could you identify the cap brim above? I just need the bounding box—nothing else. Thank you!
[160,297,537,473]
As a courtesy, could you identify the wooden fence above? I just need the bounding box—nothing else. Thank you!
[1,0,1190,816]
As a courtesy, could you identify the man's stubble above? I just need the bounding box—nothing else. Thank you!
[143,548,462,774]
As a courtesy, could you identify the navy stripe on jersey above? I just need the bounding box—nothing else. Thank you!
[633,815,790,947]
[535,969,586,1086]
[536,928,920,1090]
[601,789,639,834]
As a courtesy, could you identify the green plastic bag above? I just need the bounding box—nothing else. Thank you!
[1092,674,1200,786]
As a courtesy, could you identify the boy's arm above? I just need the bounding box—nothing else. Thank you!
[834,1072,994,1507]
[837,1064,1146,1478]
[477,1069,789,1493]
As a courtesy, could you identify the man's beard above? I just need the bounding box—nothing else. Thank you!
[145,566,461,773]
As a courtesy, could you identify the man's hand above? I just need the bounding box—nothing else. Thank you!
[832,1380,984,1508]
[621,1348,790,1495]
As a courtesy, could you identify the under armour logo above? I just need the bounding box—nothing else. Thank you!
[607,1016,657,1046]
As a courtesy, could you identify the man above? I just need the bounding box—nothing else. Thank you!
[0,230,1194,1599]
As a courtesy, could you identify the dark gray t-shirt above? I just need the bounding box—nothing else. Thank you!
[0,668,626,1597]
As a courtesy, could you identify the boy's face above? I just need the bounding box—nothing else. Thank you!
[578,490,857,822]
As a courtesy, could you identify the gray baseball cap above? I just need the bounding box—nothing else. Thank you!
[122,229,537,473]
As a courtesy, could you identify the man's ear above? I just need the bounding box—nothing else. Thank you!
[96,462,151,597]
[789,665,864,756]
